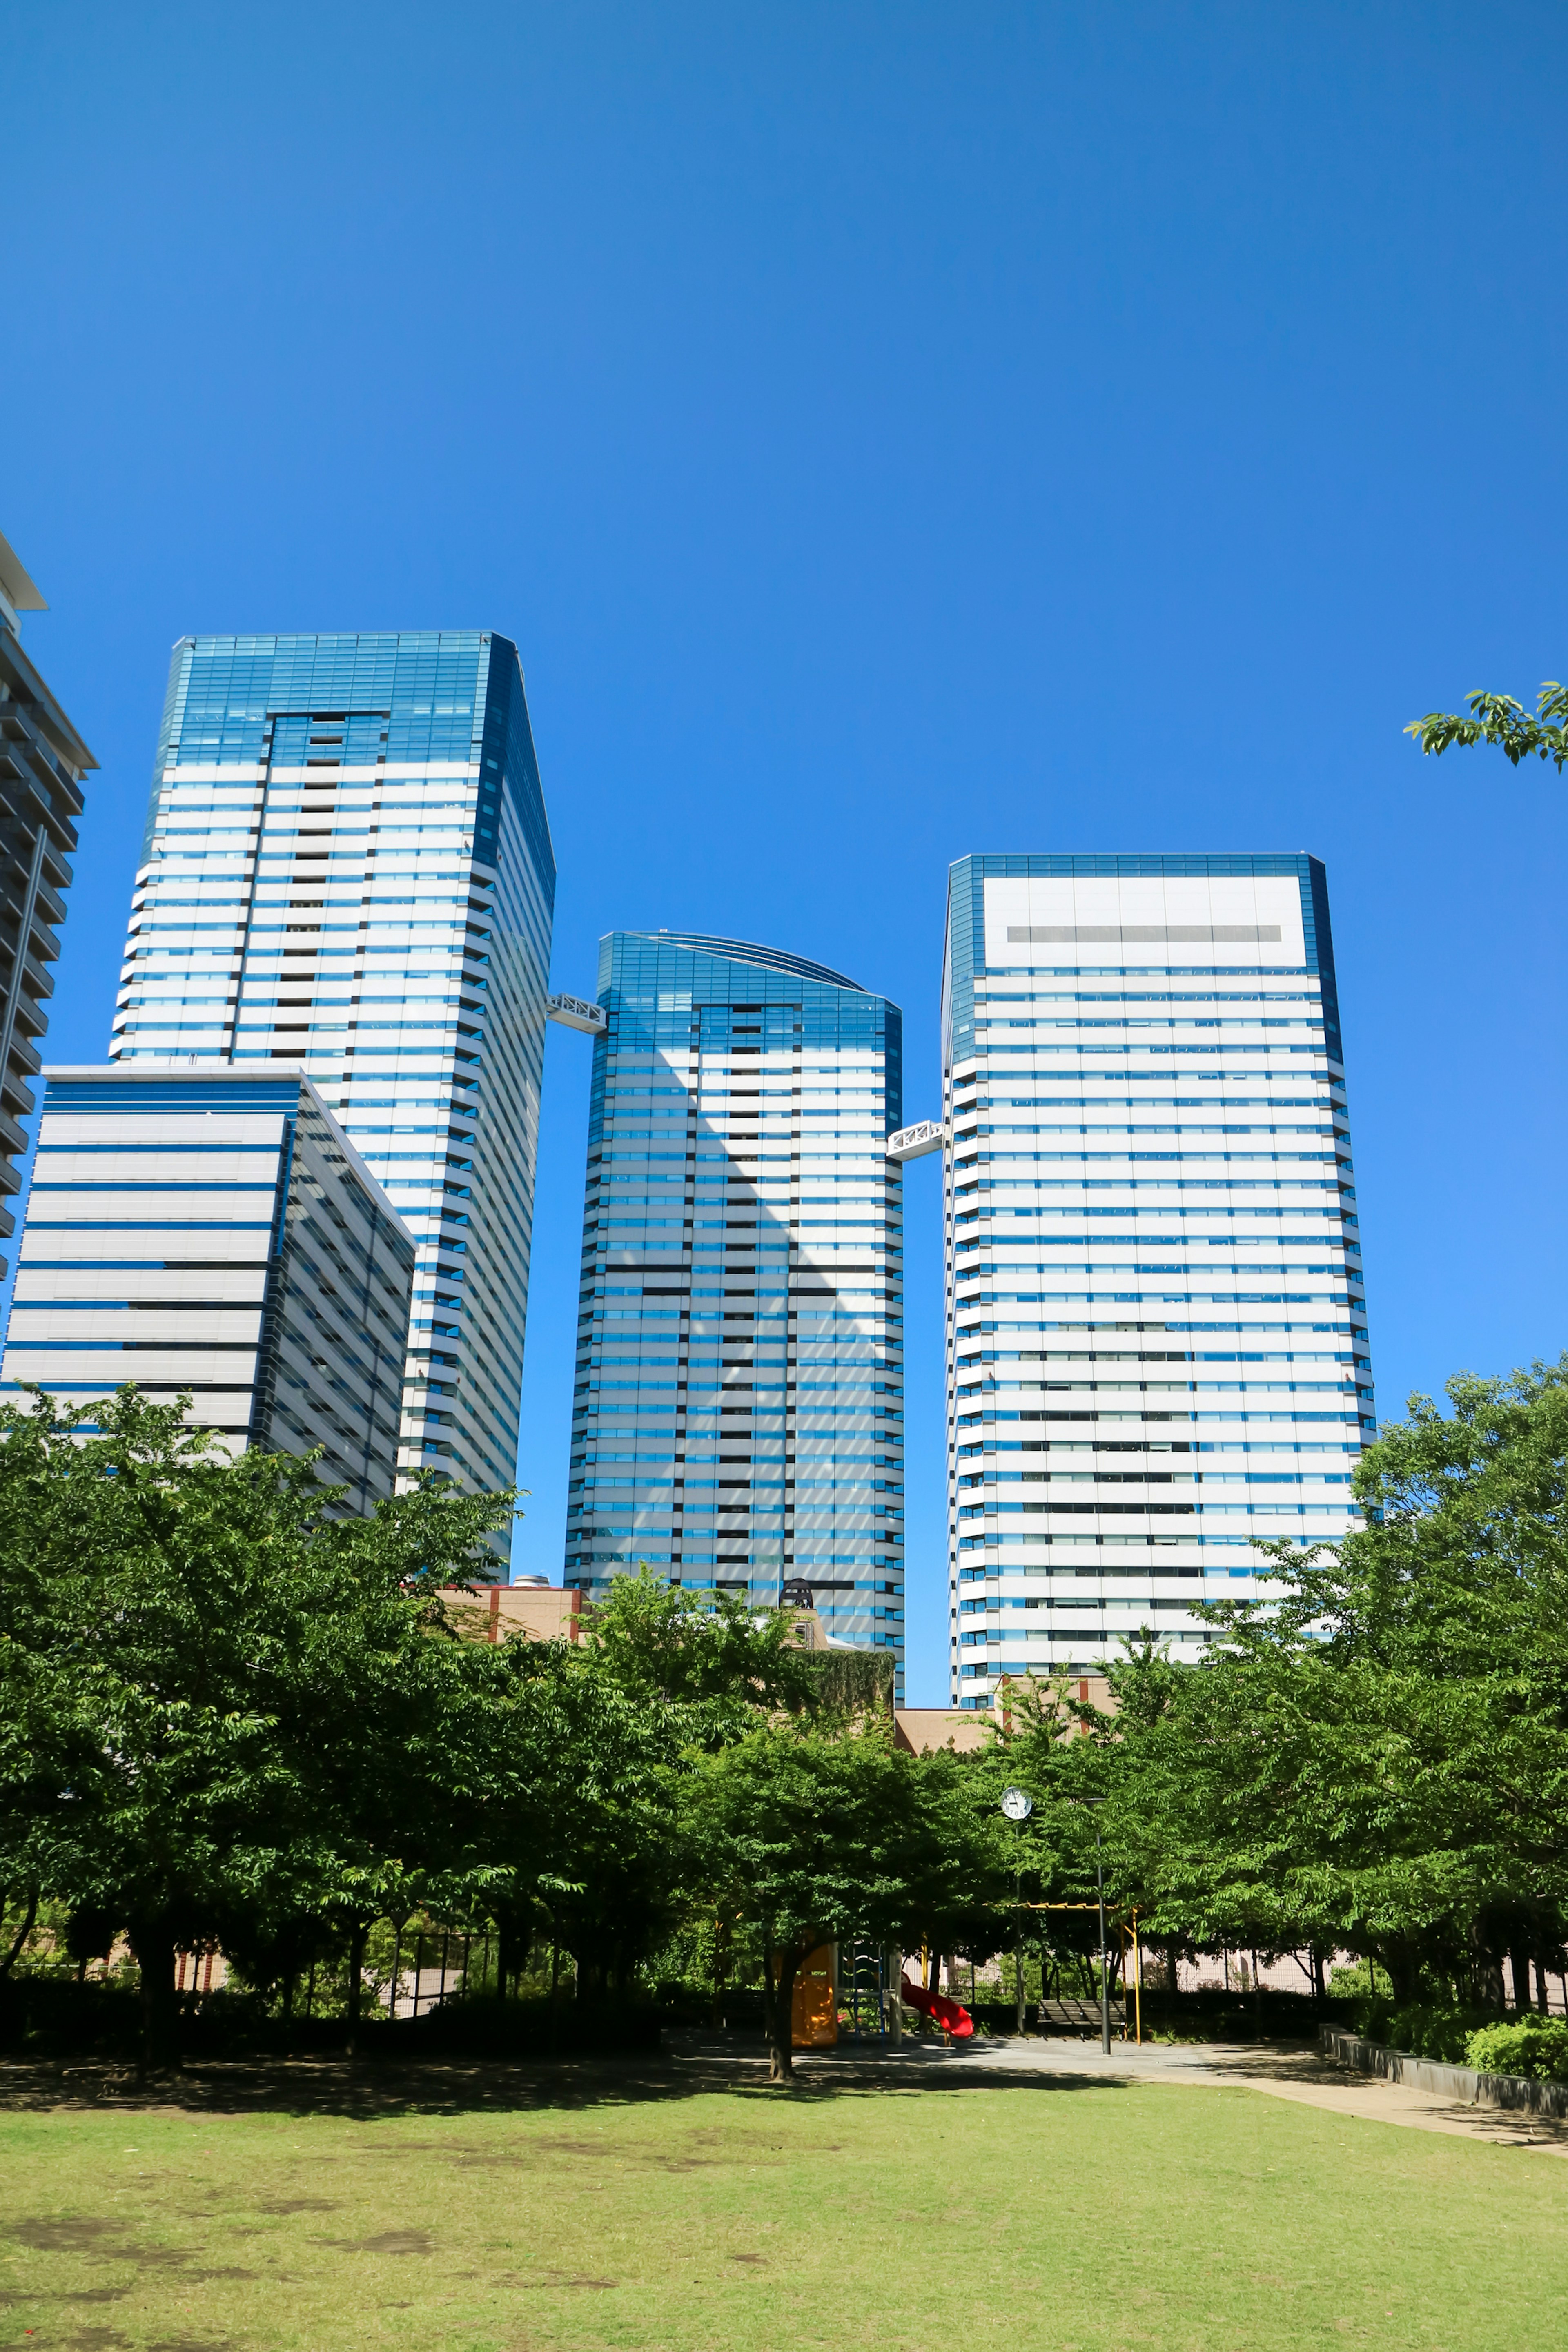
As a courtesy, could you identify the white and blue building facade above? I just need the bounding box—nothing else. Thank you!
[942,853,1374,1702]
[0,530,96,1283]
[106,632,554,1545]
[2,1064,414,1512]
[564,931,906,1689]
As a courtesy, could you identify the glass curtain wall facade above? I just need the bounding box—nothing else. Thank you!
[942,854,1374,1703]
[564,932,906,1687]
[107,632,554,1548]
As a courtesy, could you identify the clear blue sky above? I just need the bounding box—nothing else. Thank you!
[7,2,1565,1700]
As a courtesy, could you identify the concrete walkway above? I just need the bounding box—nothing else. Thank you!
[666,2028,1568,2156]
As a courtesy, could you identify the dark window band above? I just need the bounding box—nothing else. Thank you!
[1006,924,1283,944]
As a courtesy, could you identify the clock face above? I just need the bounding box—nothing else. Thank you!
[1000,1787,1033,1822]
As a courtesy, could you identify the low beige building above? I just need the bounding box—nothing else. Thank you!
[895,1675,1111,1754]
[437,1589,844,1656]
[436,1581,584,1644]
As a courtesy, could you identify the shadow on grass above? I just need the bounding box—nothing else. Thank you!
[0,2039,1134,2121]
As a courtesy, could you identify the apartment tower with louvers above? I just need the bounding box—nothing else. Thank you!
[943,854,1374,1702]
[0,531,96,1278]
[107,633,554,1540]
[563,932,906,1690]
[3,1064,414,1510]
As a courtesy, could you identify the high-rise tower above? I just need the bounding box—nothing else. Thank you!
[108,633,554,1541]
[0,531,96,1281]
[4,1064,414,1509]
[563,931,906,1690]
[942,854,1374,1702]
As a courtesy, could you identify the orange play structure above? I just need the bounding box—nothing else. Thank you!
[900,1975,974,2038]
[789,1945,838,2047]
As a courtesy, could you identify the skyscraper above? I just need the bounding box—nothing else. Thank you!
[0,530,96,1282]
[563,931,906,1688]
[3,1064,414,1511]
[942,854,1374,1702]
[108,633,554,1543]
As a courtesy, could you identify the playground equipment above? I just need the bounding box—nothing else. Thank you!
[788,1944,837,2047]
[842,1943,886,2041]
[1017,1901,1144,2042]
[900,1974,975,2039]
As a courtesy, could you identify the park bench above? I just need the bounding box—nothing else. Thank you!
[1036,1996,1127,2038]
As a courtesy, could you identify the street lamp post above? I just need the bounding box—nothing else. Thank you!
[1000,1787,1033,2034]
[1068,1794,1112,2054]
[1091,1809,1111,2054]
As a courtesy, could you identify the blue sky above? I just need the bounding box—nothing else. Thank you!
[7,1,1565,1702]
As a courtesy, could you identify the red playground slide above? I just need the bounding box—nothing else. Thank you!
[900,1977,975,2038]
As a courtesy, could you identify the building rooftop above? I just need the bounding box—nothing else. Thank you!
[635,930,866,992]
[0,531,47,618]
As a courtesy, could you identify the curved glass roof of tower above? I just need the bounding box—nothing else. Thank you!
[565,930,906,1694]
[108,631,555,1550]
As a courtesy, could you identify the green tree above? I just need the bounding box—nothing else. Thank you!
[502,1570,829,2000]
[977,1673,1149,2007]
[0,1387,518,2069]
[270,1471,524,2045]
[511,1642,690,1998]
[0,1391,327,2065]
[688,1720,1004,2082]
[582,1568,820,1739]
[1405,680,1568,771]
[1077,1361,1568,2006]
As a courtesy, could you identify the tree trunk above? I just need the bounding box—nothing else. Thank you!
[762,1934,776,2062]
[711,1915,730,2030]
[497,1910,523,1999]
[345,1920,368,2057]
[1509,1944,1533,2017]
[768,1947,799,2084]
[1381,1940,1420,2006]
[0,1886,38,1980]
[128,1915,180,2080]
[887,1950,902,2042]
[1536,1958,1552,2016]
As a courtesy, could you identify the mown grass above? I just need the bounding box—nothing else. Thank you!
[0,2059,1564,2350]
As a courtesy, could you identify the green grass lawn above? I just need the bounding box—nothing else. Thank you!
[1,2060,1564,2351]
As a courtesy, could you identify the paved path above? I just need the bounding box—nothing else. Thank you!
[666,2029,1568,2156]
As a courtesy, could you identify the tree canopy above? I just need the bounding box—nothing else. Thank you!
[1026,1359,1568,2011]
[5,1361,1567,2078]
[689,1720,1007,2078]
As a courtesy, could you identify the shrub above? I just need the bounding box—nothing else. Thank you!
[1464,2019,1568,2085]
[1353,1999,1486,2062]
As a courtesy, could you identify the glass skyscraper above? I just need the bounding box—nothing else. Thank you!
[564,931,906,1689]
[943,854,1374,1702]
[108,632,554,1545]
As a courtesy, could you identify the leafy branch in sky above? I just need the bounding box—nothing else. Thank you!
[1405,681,1568,770]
